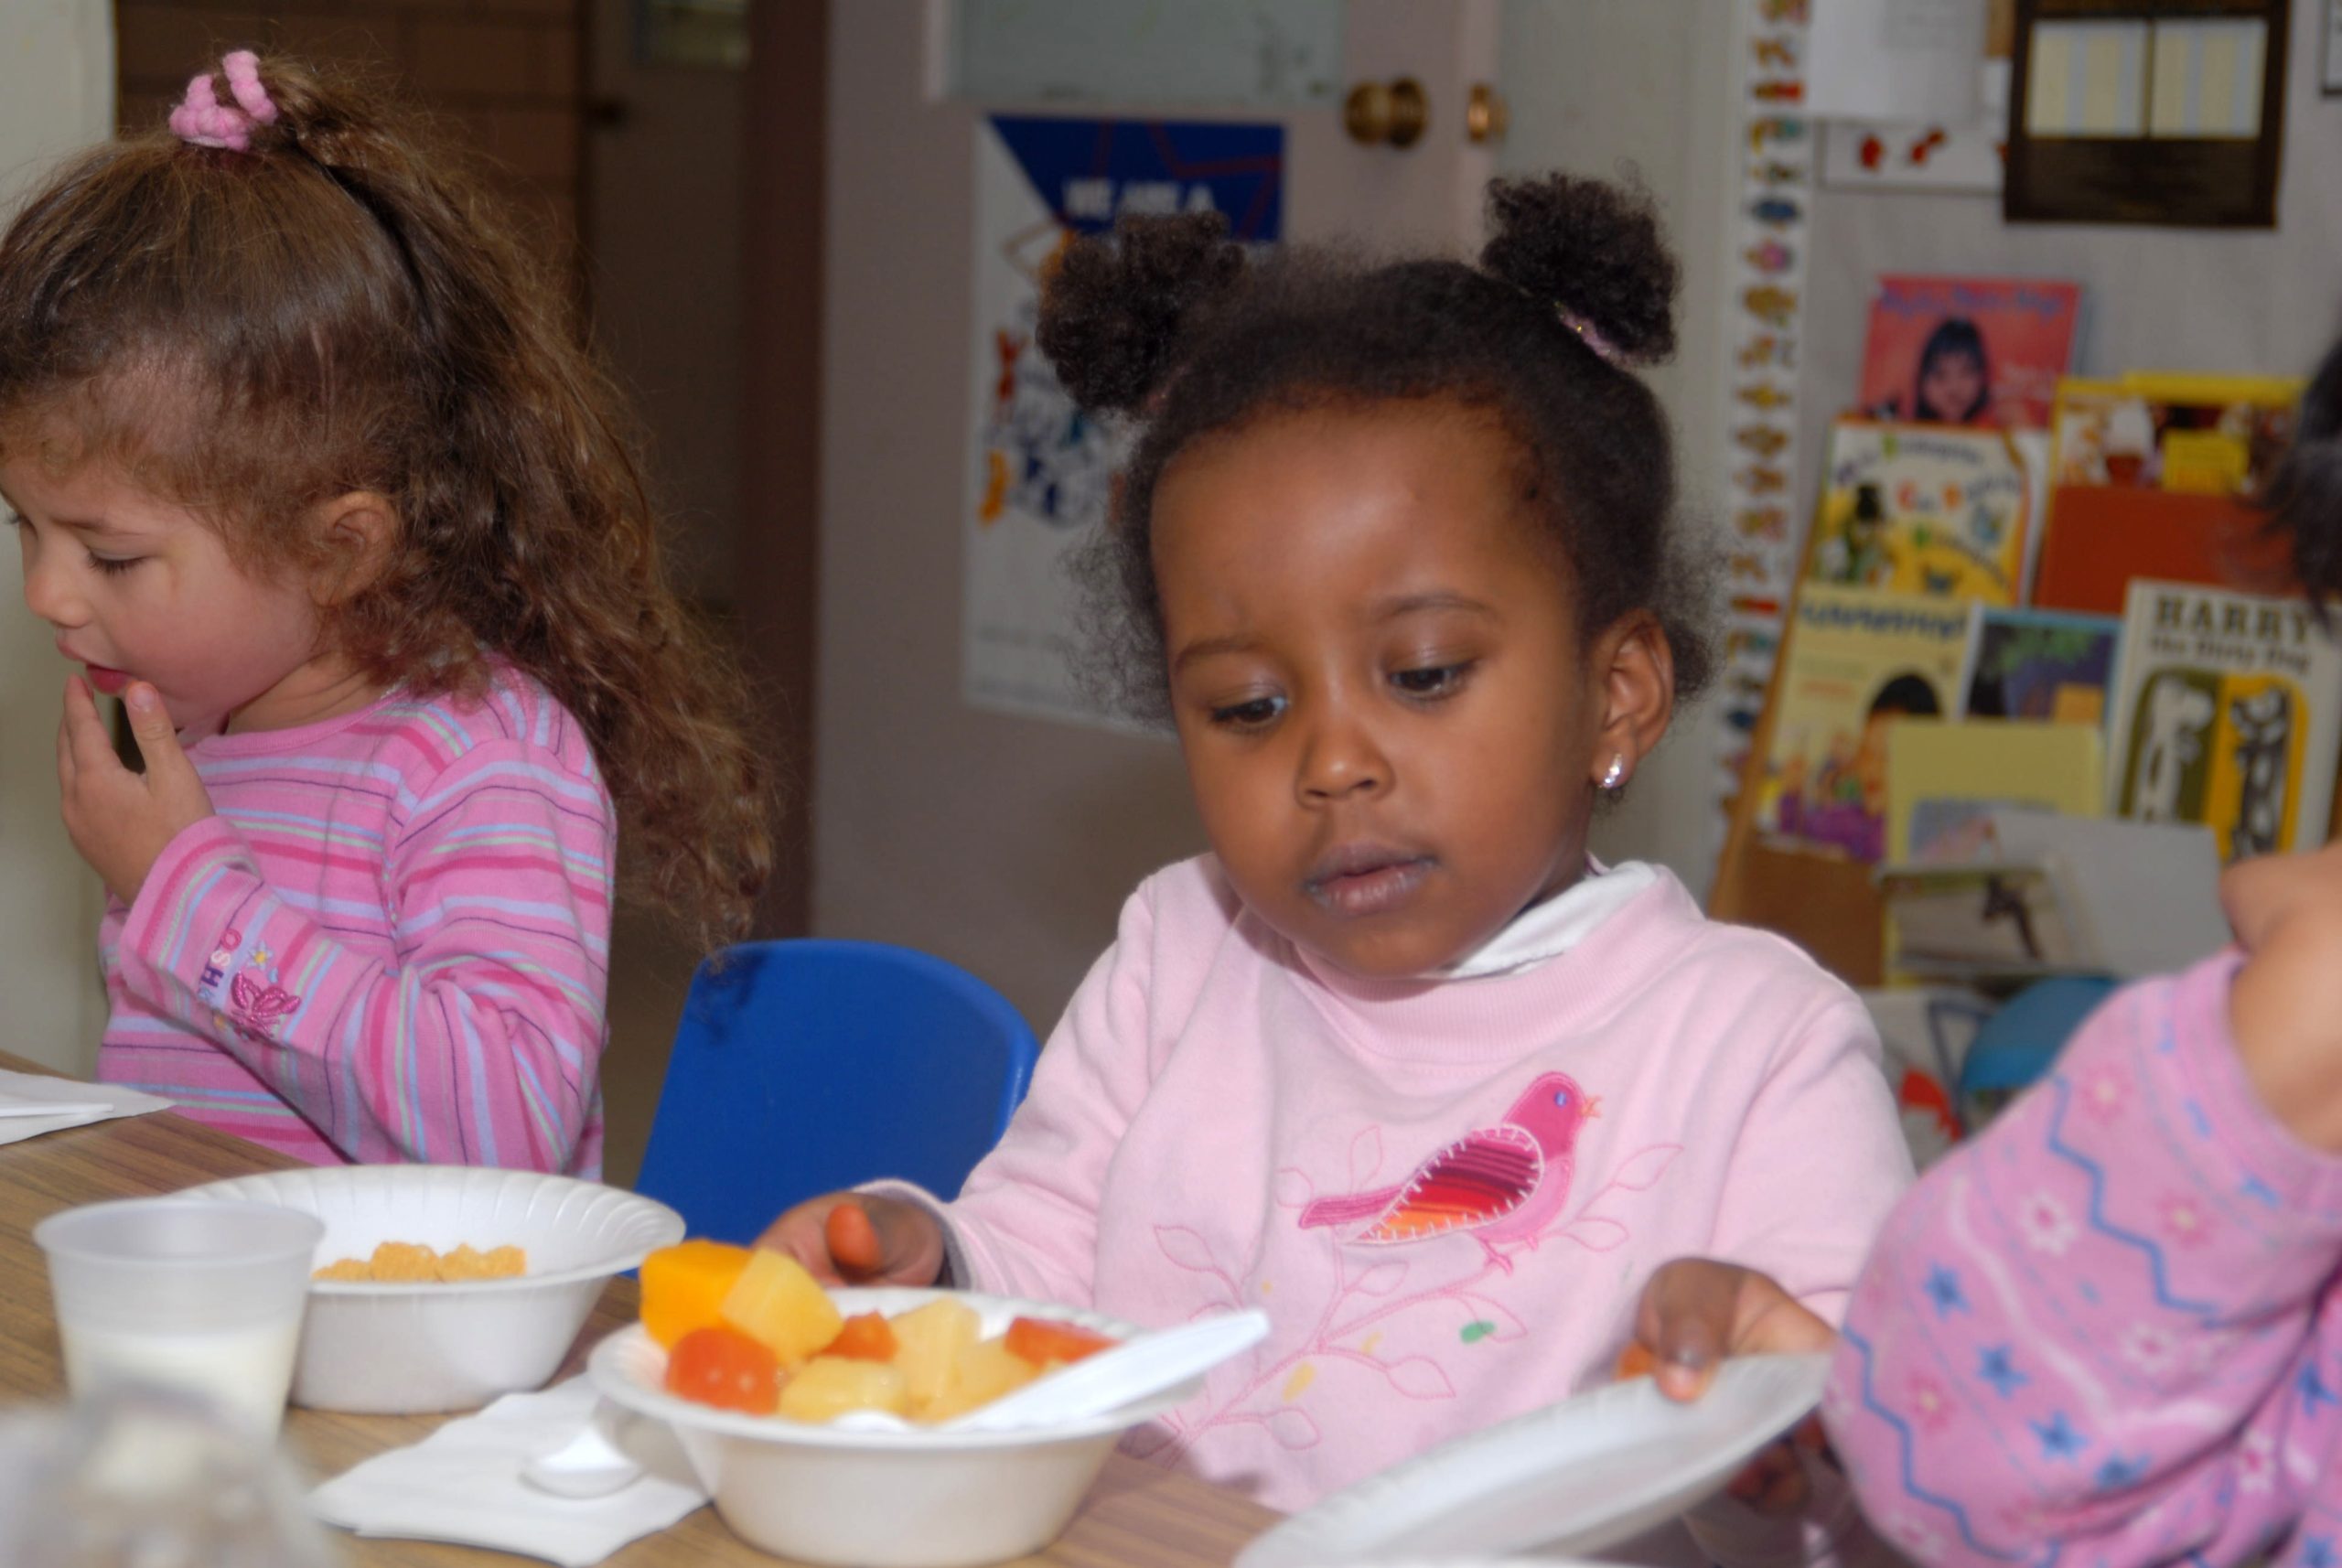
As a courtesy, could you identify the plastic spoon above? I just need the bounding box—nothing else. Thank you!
[940,1308,1270,1434]
[521,1411,643,1498]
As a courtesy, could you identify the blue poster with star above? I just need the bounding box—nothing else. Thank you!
[962,116,1284,730]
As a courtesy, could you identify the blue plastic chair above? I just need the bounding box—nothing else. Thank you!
[1957,974,2121,1125]
[636,940,1042,1243]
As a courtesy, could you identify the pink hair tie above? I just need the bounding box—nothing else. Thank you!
[1557,309,1628,369]
[168,49,276,153]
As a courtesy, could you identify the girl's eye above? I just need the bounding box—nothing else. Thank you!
[88,553,143,576]
[1208,694,1286,730]
[1391,661,1474,699]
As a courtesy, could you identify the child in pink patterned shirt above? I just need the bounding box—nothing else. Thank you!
[755,177,1913,1559]
[0,52,771,1171]
[1646,336,2342,1565]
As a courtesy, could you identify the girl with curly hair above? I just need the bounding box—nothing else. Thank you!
[0,51,771,1175]
[756,173,1910,1558]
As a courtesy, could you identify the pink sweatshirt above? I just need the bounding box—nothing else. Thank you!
[1825,953,2342,1566]
[98,667,613,1174]
[933,854,1914,1530]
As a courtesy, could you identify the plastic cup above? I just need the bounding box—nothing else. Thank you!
[36,1198,324,1436]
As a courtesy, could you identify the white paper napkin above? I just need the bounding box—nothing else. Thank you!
[308,1377,706,1568]
[0,1069,172,1147]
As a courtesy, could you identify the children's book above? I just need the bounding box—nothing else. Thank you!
[1877,865,2087,977]
[1806,420,2035,605]
[2106,580,2342,861]
[1884,719,2103,865]
[2049,375,2298,494]
[1880,806,2228,980]
[1955,607,2122,725]
[2033,375,2302,614]
[1858,275,2083,429]
[1757,585,1972,863]
[1969,810,2227,978]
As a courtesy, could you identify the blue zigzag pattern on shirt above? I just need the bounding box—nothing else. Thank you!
[2044,1076,2218,1318]
[1841,1322,2037,1563]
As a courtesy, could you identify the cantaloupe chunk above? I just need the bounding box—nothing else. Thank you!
[778,1357,911,1423]
[919,1336,1040,1424]
[889,1297,982,1410]
[720,1250,845,1366]
[640,1240,756,1349]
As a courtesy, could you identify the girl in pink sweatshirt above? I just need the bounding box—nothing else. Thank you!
[0,52,771,1171]
[762,176,1912,1546]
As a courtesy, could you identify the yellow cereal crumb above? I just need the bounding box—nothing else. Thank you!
[367,1241,442,1283]
[435,1244,486,1282]
[310,1241,529,1283]
[437,1244,527,1282]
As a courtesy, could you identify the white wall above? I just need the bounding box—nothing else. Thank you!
[0,0,113,1072]
[816,0,1211,1033]
[814,2,1746,1032]
[1496,0,1738,898]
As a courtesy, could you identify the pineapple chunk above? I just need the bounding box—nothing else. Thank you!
[719,1250,844,1366]
[640,1240,755,1350]
[889,1298,982,1410]
[919,1336,1040,1424]
[779,1357,911,1423]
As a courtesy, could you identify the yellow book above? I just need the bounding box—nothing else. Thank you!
[1807,420,2034,605]
[1884,719,2103,866]
[1758,585,1972,864]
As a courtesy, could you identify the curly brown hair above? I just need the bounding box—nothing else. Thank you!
[0,54,772,948]
[1037,173,1715,724]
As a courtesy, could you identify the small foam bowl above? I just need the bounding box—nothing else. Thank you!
[182,1166,682,1414]
[588,1286,1192,1568]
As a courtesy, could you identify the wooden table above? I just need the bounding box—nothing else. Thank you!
[0,1058,1276,1567]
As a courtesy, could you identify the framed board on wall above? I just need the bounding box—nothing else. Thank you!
[2006,0,2288,227]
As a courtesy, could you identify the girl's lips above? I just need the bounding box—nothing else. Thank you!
[1304,854,1434,918]
[82,665,130,696]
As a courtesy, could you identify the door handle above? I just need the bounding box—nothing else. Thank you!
[1343,78,1427,148]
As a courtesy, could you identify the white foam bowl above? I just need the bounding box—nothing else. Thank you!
[182,1165,682,1414]
[589,1287,1192,1568]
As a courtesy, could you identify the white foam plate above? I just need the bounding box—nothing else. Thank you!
[1234,1353,1832,1568]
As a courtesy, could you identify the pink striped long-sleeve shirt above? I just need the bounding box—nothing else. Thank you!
[98,667,613,1174]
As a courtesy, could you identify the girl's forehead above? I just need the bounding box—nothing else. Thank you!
[1158,406,1554,570]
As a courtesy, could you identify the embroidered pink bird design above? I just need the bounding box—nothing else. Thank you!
[1297,1071,1600,1269]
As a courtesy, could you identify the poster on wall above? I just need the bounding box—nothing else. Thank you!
[962,116,1284,730]
[2005,0,2287,227]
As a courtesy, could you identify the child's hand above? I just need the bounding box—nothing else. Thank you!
[755,1193,945,1286]
[57,678,215,906]
[1628,1259,1837,1515]
[2222,843,2342,1153]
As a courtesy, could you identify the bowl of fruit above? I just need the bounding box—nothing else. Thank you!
[591,1242,1199,1568]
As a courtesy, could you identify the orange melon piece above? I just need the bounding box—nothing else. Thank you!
[720,1249,845,1367]
[639,1240,756,1350]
